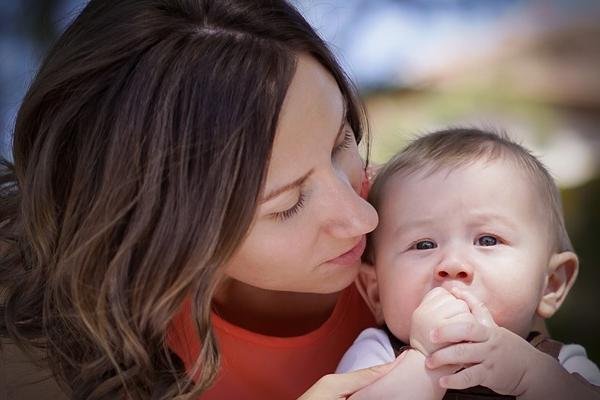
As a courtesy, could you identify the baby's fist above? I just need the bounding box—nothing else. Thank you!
[410,287,474,355]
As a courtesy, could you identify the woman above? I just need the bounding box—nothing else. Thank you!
[1,0,396,398]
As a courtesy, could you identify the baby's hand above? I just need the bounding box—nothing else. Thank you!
[410,286,477,356]
[426,288,542,396]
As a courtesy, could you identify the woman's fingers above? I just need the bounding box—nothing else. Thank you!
[298,362,394,400]
[450,287,495,327]
[426,341,486,369]
[334,363,394,396]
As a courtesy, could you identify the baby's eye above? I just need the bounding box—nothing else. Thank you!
[477,235,498,246]
[412,240,437,250]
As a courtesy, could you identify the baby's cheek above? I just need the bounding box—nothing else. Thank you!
[382,298,417,343]
[489,302,537,338]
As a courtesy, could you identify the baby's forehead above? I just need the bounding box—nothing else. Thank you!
[393,154,525,182]
[365,130,571,256]
[376,156,549,223]
[382,156,530,193]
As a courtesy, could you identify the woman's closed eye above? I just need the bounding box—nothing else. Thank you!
[272,192,307,222]
[272,125,354,222]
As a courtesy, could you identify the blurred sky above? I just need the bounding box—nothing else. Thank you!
[294,0,600,88]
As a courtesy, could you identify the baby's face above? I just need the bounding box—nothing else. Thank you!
[373,158,553,343]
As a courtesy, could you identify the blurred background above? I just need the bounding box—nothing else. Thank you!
[291,0,600,365]
[1,0,599,397]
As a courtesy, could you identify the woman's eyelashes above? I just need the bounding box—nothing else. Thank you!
[273,192,306,222]
[272,126,354,223]
[332,126,354,157]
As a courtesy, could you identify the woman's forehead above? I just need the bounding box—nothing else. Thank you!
[264,55,345,192]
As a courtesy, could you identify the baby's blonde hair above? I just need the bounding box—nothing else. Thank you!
[364,127,573,264]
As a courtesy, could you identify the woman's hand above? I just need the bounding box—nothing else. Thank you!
[298,362,394,400]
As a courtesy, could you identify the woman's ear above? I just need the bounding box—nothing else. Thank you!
[355,263,385,324]
[537,251,579,319]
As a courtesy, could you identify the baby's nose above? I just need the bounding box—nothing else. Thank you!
[434,261,473,282]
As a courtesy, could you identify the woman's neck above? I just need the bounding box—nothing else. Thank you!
[212,278,341,337]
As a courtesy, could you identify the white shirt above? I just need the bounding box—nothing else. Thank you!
[337,327,600,386]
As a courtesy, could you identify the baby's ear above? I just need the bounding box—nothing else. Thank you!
[355,263,385,324]
[537,251,578,319]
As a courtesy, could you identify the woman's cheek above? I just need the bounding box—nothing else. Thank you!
[268,224,312,262]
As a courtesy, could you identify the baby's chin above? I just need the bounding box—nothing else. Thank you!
[386,325,410,345]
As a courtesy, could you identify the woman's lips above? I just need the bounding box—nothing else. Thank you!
[327,236,367,266]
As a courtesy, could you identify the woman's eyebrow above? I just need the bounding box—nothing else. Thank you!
[261,104,348,204]
[261,169,313,203]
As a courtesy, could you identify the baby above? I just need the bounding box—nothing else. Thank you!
[338,128,600,399]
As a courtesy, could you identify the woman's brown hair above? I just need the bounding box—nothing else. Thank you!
[0,0,367,398]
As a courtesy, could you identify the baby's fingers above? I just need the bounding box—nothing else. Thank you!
[439,364,487,390]
[450,288,495,327]
[426,342,486,369]
[421,286,452,304]
[431,320,489,344]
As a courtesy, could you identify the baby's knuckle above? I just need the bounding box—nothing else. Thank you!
[454,344,467,358]
[465,314,477,323]
[428,354,438,366]
[464,322,475,334]
[458,299,469,308]
[462,369,474,385]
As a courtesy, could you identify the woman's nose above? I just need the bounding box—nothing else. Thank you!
[321,172,378,238]
[434,258,474,283]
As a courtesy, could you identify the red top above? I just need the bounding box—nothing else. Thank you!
[167,283,375,399]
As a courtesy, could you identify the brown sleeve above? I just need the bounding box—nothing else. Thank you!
[572,372,600,394]
[528,332,562,359]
